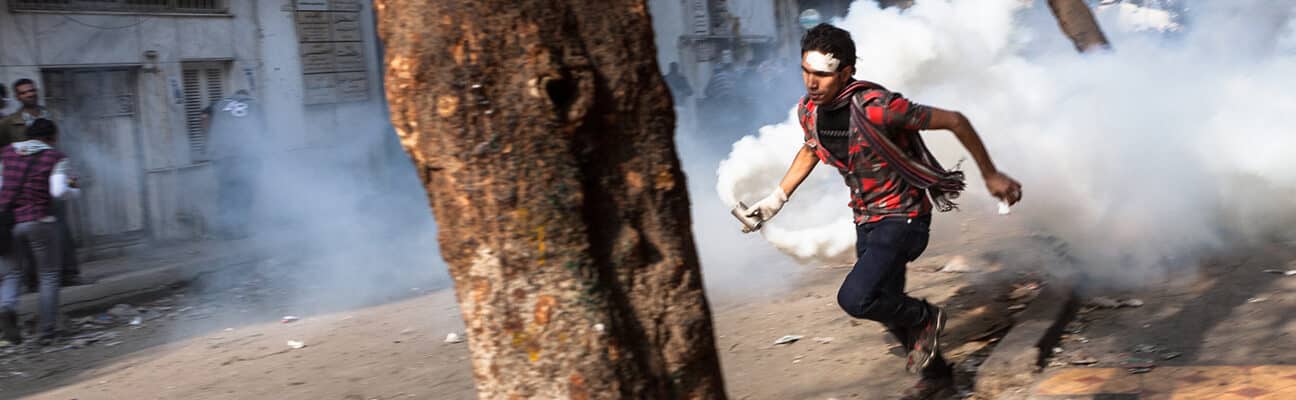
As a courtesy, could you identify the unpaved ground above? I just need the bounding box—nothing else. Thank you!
[1044,243,1296,376]
[0,220,1058,400]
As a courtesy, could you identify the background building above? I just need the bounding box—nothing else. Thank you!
[0,0,389,258]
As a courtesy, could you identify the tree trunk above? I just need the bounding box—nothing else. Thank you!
[375,1,727,399]
[1048,0,1112,52]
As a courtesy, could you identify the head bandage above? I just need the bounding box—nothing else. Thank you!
[805,51,840,73]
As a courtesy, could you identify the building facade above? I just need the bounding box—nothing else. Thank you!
[0,0,387,257]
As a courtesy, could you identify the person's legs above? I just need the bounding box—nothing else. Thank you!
[0,232,24,343]
[836,218,931,326]
[869,220,952,400]
[878,235,952,378]
[837,217,949,376]
[880,248,914,351]
[17,222,61,339]
[21,245,35,292]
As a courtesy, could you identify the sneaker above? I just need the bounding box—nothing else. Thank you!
[0,310,22,345]
[885,324,914,358]
[906,302,946,374]
[899,374,955,400]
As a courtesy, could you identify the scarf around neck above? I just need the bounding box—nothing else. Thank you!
[822,80,965,212]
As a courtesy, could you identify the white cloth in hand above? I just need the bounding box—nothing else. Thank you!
[744,187,789,222]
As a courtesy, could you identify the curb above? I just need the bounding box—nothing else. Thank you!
[14,253,258,318]
[974,279,1080,399]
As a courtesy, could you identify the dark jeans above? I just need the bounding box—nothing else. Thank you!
[22,202,77,291]
[836,216,952,377]
[836,216,931,325]
[1,221,63,336]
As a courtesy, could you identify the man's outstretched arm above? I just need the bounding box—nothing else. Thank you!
[779,145,820,197]
[925,108,1022,205]
[745,145,819,220]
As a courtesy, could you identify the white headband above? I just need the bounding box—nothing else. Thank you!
[805,51,840,73]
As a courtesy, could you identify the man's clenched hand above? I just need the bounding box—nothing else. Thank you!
[984,172,1021,205]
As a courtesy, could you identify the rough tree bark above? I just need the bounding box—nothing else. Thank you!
[1048,0,1112,52]
[375,1,727,399]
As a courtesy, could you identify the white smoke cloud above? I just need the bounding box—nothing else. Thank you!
[1095,1,1181,33]
[715,0,1296,285]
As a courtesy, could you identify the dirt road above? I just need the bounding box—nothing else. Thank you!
[1,222,1047,399]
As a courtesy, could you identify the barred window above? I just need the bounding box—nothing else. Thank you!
[10,0,227,14]
[182,62,226,161]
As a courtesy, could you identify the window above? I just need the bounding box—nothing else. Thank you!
[182,62,226,161]
[10,0,227,14]
[41,68,138,118]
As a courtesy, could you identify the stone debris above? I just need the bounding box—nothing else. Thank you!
[107,304,140,318]
[1064,321,1087,334]
[1126,345,1185,363]
[1088,297,1122,308]
[1006,282,1041,302]
[1131,344,1161,353]
[773,335,803,345]
[1123,357,1156,374]
[939,256,980,273]
[1070,356,1099,365]
[1085,297,1143,309]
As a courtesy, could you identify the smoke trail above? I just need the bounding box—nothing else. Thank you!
[716,0,1296,285]
[192,98,448,321]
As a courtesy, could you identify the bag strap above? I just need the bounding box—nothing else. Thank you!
[2,150,42,213]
